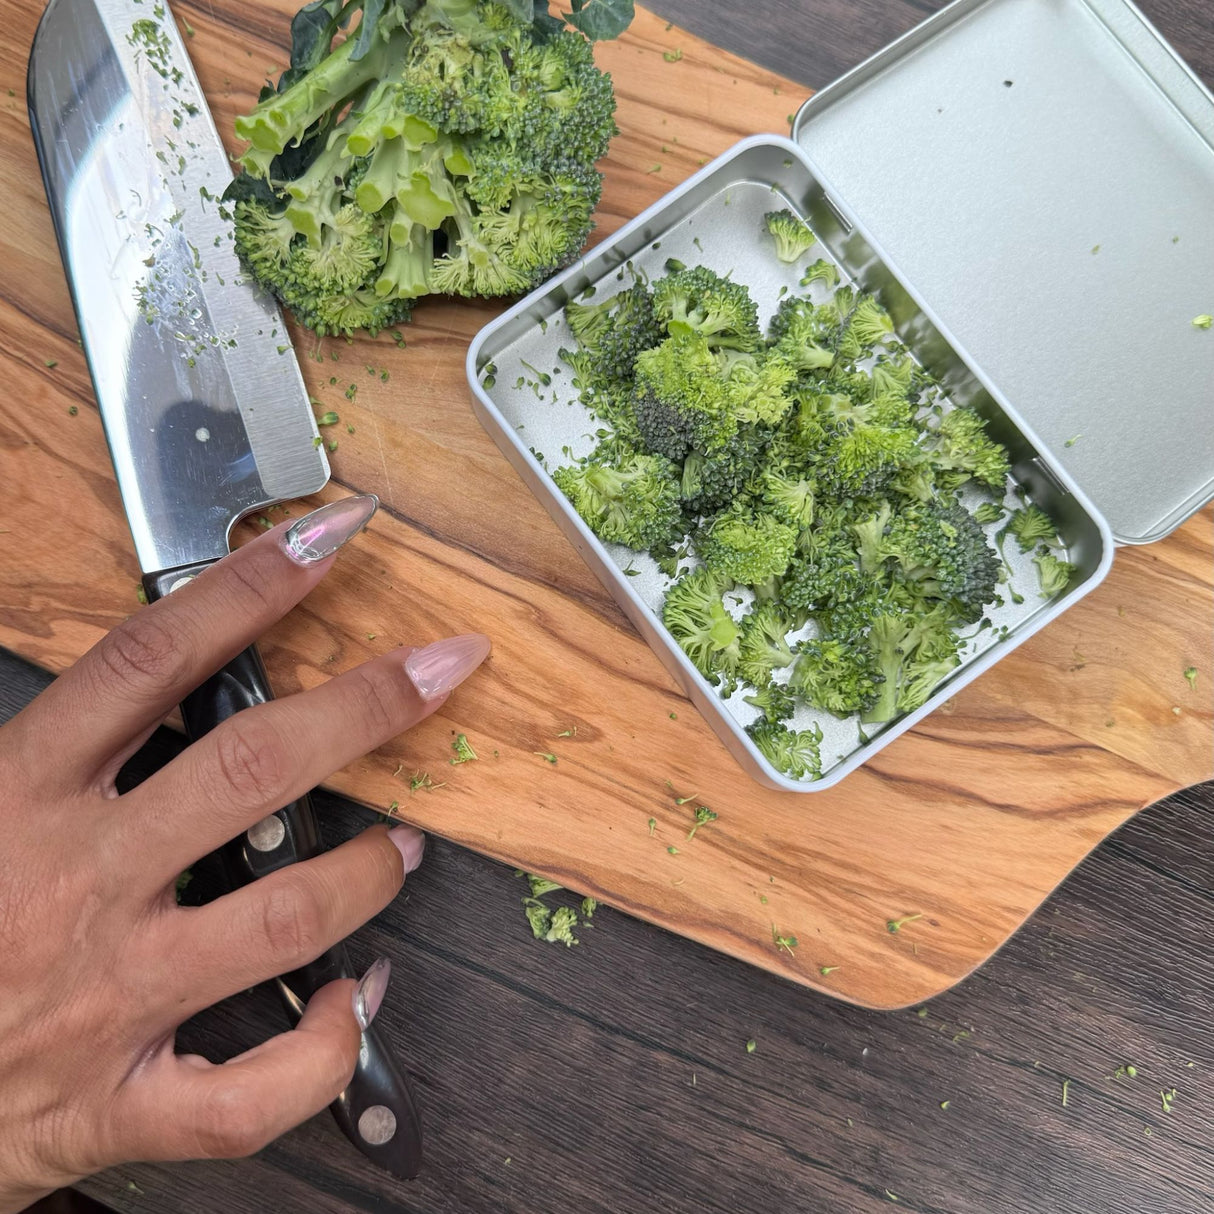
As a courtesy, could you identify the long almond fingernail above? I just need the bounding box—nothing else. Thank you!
[352,956,391,1031]
[404,633,491,701]
[282,494,378,565]
[388,824,425,873]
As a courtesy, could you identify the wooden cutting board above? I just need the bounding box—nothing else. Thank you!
[0,0,1209,1010]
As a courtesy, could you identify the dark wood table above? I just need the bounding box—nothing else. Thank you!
[9,1,1213,1210]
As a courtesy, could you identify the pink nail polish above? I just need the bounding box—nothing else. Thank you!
[388,824,425,874]
[404,633,491,701]
[352,956,391,1031]
[282,495,378,565]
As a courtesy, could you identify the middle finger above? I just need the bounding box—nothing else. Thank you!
[123,633,490,882]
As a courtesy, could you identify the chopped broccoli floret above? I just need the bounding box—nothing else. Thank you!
[1033,551,1076,597]
[791,637,883,717]
[764,209,816,263]
[1006,505,1058,552]
[652,265,761,351]
[920,408,1011,491]
[747,718,823,779]
[631,333,735,460]
[738,602,797,686]
[552,451,682,551]
[662,567,742,687]
[699,507,798,589]
[800,258,840,290]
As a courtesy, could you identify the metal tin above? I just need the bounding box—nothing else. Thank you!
[792,0,1214,545]
[467,135,1113,792]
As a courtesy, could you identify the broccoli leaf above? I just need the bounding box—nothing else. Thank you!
[349,0,390,60]
[565,0,635,41]
[289,0,342,72]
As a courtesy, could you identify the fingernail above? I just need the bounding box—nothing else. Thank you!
[352,956,391,1031]
[282,494,378,565]
[388,824,425,874]
[404,633,491,701]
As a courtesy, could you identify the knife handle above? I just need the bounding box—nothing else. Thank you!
[144,565,424,1181]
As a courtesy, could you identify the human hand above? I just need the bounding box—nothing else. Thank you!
[0,494,491,1211]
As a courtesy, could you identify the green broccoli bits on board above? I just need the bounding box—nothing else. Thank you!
[546,215,1071,782]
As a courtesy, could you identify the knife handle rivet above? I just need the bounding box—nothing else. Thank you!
[357,1105,397,1146]
[247,814,286,852]
[167,574,195,594]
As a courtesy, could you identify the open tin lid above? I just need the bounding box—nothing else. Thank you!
[793,0,1214,545]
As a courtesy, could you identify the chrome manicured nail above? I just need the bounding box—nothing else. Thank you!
[404,633,492,701]
[282,494,378,565]
[352,956,391,1031]
[388,824,425,874]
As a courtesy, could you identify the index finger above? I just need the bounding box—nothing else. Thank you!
[17,494,378,796]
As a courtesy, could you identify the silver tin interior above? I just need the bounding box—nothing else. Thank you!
[793,0,1214,546]
[467,136,1113,792]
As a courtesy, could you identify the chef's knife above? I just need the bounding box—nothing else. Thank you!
[27,0,422,1178]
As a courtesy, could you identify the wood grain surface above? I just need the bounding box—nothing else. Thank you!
[0,0,1210,1012]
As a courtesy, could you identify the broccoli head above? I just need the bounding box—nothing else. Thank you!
[800,258,840,291]
[862,607,962,724]
[678,425,771,515]
[227,0,631,335]
[565,282,665,388]
[768,295,837,372]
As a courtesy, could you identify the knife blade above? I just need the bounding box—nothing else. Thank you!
[27,0,422,1179]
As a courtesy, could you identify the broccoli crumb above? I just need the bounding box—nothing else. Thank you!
[450,733,477,764]
[939,1100,950,1110]
[1183,666,1197,690]
[1061,1079,1071,1107]
[669,711,678,719]
[819,965,839,976]
[43,358,58,368]
[534,751,557,764]
[647,817,657,836]
[663,48,683,62]
[772,927,798,955]
[410,771,445,792]
[1160,1088,1177,1112]
[646,164,662,174]
[686,805,718,840]
[1192,314,1212,329]
[886,913,923,934]
[67,405,78,416]
[666,845,679,855]
[316,410,339,426]
[745,1039,757,1054]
